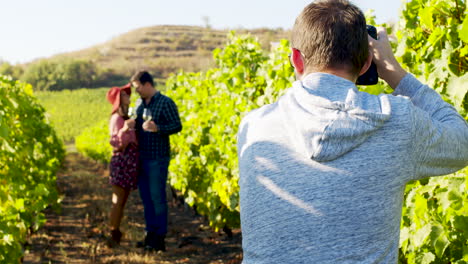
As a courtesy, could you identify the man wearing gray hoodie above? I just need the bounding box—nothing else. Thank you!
[237,0,468,263]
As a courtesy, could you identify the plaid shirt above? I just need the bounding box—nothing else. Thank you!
[135,92,182,160]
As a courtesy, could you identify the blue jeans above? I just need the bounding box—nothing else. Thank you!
[138,157,170,235]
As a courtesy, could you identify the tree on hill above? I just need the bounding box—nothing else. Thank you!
[21,58,97,91]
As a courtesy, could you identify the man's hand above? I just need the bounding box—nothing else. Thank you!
[368,27,407,89]
[143,120,158,132]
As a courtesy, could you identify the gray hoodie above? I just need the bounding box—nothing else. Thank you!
[237,73,468,263]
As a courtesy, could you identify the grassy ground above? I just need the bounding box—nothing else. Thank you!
[22,149,242,264]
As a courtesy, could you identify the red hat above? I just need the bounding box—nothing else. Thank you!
[107,83,131,114]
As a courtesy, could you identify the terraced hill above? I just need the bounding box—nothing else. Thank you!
[57,25,290,80]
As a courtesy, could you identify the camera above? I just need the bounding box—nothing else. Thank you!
[356,25,378,85]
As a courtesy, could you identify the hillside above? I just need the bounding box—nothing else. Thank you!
[56,25,290,82]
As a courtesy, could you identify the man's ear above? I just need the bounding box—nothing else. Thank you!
[358,50,373,76]
[291,48,305,74]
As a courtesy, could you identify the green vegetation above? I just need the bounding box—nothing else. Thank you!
[396,0,468,117]
[75,119,112,163]
[0,75,64,262]
[165,34,294,229]
[0,58,129,91]
[400,168,468,263]
[0,61,23,80]
[36,88,110,143]
[21,58,97,91]
[394,0,468,262]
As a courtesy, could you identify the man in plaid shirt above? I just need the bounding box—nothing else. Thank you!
[130,71,182,252]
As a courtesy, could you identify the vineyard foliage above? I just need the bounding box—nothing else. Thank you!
[395,0,468,262]
[0,75,65,262]
[165,34,294,229]
[75,119,112,163]
[396,0,468,116]
[36,88,110,143]
[400,168,468,263]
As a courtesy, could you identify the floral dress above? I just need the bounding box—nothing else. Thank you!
[109,114,138,190]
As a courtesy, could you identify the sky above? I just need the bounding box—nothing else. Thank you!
[0,0,402,64]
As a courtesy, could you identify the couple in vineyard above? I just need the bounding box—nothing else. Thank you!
[106,71,182,252]
[237,0,468,263]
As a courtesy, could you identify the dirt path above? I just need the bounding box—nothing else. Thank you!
[23,152,243,264]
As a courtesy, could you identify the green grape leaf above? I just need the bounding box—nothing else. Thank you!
[14,199,24,211]
[34,184,50,197]
[415,252,436,264]
[437,189,453,211]
[400,226,410,252]
[427,27,444,46]
[447,189,463,210]
[447,74,468,111]
[415,194,428,220]
[461,46,468,57]
[430,225,450,258]
[419,6,434,30]
[453,216,468,236]
[459,14,468,43]
[464,244,468,261]
[413,224,432,247]
[0,123,8,139]
[2,140,15,153]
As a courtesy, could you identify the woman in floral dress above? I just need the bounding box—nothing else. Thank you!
[106,84,138,247]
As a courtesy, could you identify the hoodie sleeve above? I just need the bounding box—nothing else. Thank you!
[393,74,468,179]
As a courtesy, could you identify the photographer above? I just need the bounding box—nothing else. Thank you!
[237,0,468,263]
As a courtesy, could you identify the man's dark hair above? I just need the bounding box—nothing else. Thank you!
[291,0,368,75]
[131,71,154,86]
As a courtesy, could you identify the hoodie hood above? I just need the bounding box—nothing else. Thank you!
[278,73,391,162]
